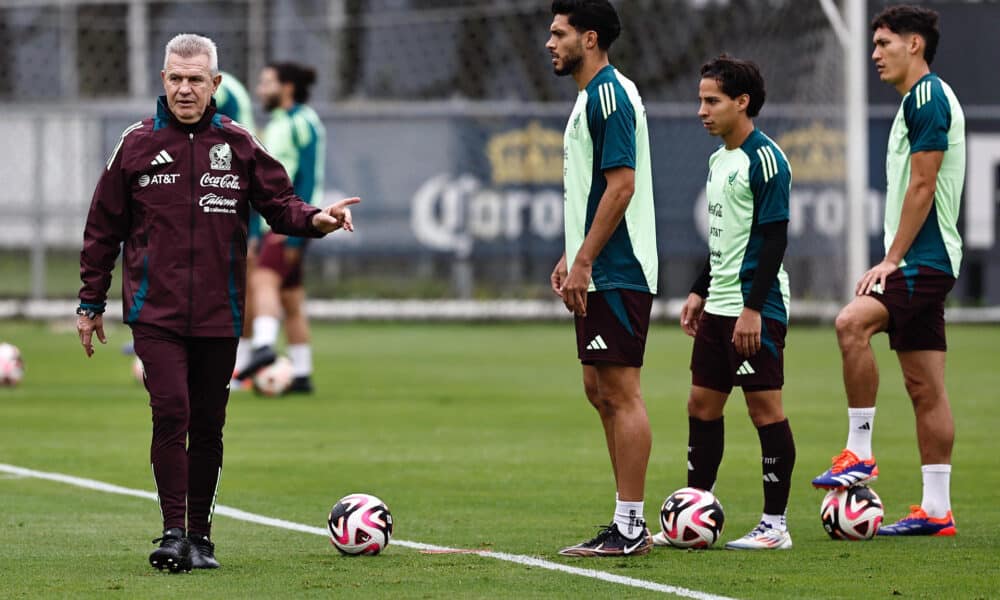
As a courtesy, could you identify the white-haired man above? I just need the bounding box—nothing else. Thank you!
[77,33,360,572]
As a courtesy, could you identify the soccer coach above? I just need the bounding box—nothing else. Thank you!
[76,33,359,573]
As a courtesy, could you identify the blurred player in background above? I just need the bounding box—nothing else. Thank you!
[547,0,658,557]
[655,55,796,550]
[77,33,358,572]
[813,5,964,538]
[213,71,260,390]
[214,71,255,129]
[235,62,326,393]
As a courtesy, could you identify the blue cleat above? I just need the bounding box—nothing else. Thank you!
[812,449,878,489]
[878,506,956,537]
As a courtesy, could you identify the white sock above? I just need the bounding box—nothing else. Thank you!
[233,338,252,373]
[288,344,312,377]
[846,407,876,459]
[921,464,952,518]
[251,316,279,349]
[613,500,644,539]
[760,512,786,532]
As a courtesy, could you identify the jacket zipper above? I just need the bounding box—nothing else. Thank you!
[188,131,195,335]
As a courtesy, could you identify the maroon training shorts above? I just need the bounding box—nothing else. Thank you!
[868,265,955,352]
[574,289,653,367]
[690,312,786,394]
[256,232,306,289]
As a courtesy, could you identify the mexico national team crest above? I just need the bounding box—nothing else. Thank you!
[209,143,232,170]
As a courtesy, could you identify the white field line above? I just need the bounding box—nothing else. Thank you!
[0,463,739,600]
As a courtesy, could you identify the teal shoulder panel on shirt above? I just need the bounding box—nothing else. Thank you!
[743,130,791,225]
[585,67,637,172]
[904,74,951,153]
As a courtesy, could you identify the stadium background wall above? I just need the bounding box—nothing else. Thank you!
[0,0,998,307]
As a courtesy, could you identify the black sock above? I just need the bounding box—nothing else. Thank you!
[758,419,796,515]
[687,416,724,491]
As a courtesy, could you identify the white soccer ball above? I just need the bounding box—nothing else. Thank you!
[821,485,883,540]
[327,493,393,555]
[0,342,24,387]
[252,356,294,396]
[659,487,725,548]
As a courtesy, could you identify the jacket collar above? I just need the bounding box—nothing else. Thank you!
[155,96,220,132]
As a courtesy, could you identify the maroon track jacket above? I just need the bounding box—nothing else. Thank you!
[80,96,323,337]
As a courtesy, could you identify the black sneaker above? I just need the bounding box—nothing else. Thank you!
[188,533,220,569]
[149,528,191,573]
[235,345,276,381]
[558,522,653,557]
[284,375,314,395]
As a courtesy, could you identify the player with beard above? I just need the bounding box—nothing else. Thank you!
[236,62,326,393]
[547,0,658,557]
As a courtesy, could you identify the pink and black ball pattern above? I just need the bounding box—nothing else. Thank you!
[820,485,884,540]
[659,487,725,549]
[327,493,394,555]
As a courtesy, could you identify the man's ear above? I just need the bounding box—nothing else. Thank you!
[737,93,750,113]
[212,73,222,94]
[584,30,598,50]
[907,33,924,58]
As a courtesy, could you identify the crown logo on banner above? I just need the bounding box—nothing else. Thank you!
[776,121,845,184]
[487,121,564,185]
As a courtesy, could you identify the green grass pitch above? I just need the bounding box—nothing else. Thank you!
[1,320,998,599]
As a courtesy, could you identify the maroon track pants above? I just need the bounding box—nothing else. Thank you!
[131,323,237,535]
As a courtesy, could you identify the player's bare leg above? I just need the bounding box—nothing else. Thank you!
[688,385,727,421]
[582,364,617,487]
[898,350,953,465]
[560,364,652,556]
[596,364,649,504]
[835,296,889,410]
[879,349,956,536]
[235,268,283,380]
[813,297,889,489]
[252,268,283,321]
[282,286,313,393]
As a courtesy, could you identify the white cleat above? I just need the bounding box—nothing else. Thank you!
[724,522,792,550]
[651,531,671,547]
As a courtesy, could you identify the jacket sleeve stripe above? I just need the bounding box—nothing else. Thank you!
[106,121,144,171]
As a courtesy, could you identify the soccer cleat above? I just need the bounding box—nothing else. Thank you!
[188,533,220,569]
[228,372,253,391]
[878,505,956,537]
[724,522,792,550]
[149,528,192,573]
[558,522,652,557]
[284,375,314,395]
[234,345,276,381]
[811,449,878,489]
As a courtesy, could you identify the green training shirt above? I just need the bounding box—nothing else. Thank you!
[214,72,256,131]
[884,73,965,278]
[704,129,791,323]
[258,103,326,245]
[562,65,657,294]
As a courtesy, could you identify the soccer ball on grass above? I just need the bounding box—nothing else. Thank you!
[820,485,883,540]
[253,356,294,396]
[327,493,393,555]
[0,342,24,387]
[659,487,725,548]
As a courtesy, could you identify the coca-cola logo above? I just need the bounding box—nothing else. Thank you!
[200,173,241,189]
